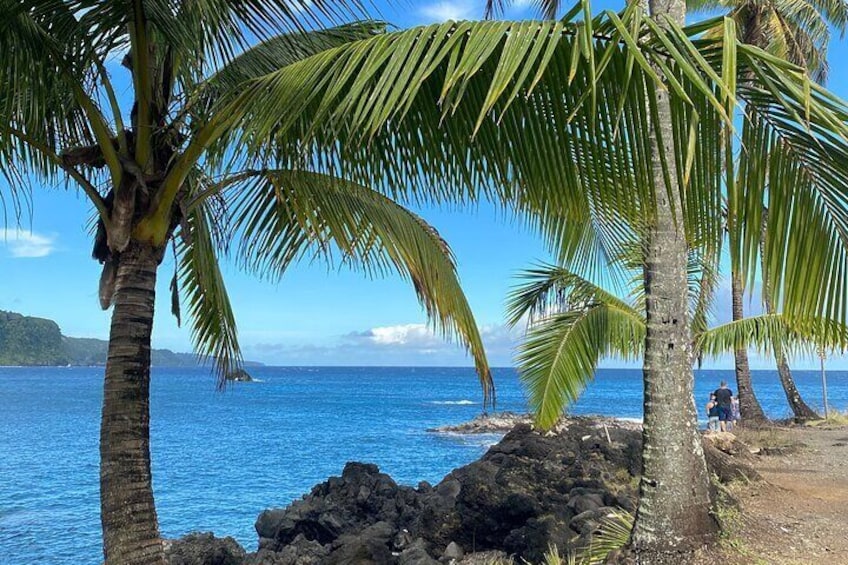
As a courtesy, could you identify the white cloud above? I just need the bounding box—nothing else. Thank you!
[246,322,523,366]
[419,1,476,22]
[0,228,56,258]
[363,323,444,347]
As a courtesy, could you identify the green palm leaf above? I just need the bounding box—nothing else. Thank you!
[225,9,848,332]
[0,2,112,213]
[698,314,848,358]
[731,98,848,328]
[191,21,387,124]
[509,263,644,428]
[518,305,645,428]
[507,262,639,327]
[176,189,242,388]
[226,169,495,405]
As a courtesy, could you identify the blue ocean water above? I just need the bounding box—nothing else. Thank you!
[1,366,845,565]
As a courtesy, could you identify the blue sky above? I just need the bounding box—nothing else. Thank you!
[1,0,847,369]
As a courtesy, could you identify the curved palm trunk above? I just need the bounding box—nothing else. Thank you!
[731,274,768,423]
[775,354,819,420]
[100,242,167,565]
[631,0,717,550]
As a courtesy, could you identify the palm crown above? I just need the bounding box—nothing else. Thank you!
[1,3,494,394]
[690,0,848,82]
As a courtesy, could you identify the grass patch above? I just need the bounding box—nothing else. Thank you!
[710,473,749,553]
[525,545,577,565]
[805,409,848,427]
[734,426,796,452]
[710,475,770,565]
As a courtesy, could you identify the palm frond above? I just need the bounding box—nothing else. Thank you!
[191,21,386,125]
[687,0,732,13]
[227,169,495,406]
[690,246,722,340]
[581,509,634,565]
[241,11,739,273]
[518,305,645,429]
[176,184,242,388]
[730,94,848,328]
[0,1,108,210]
[697,313,848,359]
[225,9,848,334]
[73,0,370,88]
[507,263,639,327]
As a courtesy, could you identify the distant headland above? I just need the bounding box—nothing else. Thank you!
[0,310,263,367]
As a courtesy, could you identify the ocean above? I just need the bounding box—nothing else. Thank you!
[1,366,845,564]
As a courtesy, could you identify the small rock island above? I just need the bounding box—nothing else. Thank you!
[226,368,254,382]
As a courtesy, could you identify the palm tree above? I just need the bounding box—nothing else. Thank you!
[487,0,715,550]
[487,0,716,550]
[692,0,848,422]
[729,270,769,422]
[0,4,495,564]
[230,6,848,554]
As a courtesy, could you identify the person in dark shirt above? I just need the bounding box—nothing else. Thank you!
[706,394,720,432]
[713,380,734,432]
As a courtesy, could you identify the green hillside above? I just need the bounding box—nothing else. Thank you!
[0,310,251,367]
[0,311,66,365]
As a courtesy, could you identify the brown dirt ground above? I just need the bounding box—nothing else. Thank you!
[722,424,848,565]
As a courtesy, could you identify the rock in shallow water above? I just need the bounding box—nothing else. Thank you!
[165,532,246,565]
[226,368,254,382]
[426,411,532,433]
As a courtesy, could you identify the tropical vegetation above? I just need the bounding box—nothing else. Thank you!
[691,0,848,422]
[229,5,848,555]
[0,310,66,365]
[1,3,494,563]
[507,260,848,427]
[0,309,224,366]
[6,0,848,561]
[481,0,848,552]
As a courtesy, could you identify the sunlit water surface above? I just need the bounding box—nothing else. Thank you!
[1,366,844,564]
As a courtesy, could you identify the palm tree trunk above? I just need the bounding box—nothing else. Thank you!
[759,208,819,421]
[775,353,819,420]
[630,0,717,551]
[731,273,768,423]
[100,241,167,565]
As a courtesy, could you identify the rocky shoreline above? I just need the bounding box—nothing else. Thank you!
[425,411,532,434]
[426,412,642,435]
[166,418,755,565]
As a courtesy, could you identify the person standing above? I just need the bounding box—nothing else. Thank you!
[731,396,741,431]
[706,394,720,432]
[713,380,734,432]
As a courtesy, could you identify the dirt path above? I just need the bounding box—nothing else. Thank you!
[729,425,848,564]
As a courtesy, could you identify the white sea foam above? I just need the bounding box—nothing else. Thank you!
[429,400,475,405]
[439,432,505,449]
[615,417,643,424]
